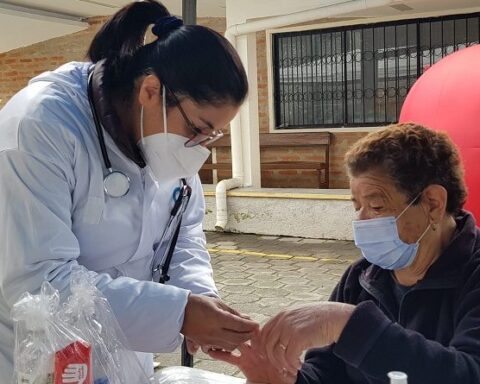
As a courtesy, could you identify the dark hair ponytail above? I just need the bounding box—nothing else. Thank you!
[87,1,169,92]
[87,0,247,106]
[88,1,169,63]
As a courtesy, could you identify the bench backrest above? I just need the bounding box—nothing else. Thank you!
[259,132,330,147]
[209,132,331,148]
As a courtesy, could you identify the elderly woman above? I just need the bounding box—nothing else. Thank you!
[211,123,480,384]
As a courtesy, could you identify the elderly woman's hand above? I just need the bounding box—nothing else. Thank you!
[208,341,296,384]
[256,302,355,375]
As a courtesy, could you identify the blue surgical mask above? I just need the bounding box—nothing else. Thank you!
[352,194,431,270]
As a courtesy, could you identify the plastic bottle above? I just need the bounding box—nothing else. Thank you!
[388,371,408,384]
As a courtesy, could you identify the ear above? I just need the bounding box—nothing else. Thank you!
[138,75,162,107]
[421,184,448,225]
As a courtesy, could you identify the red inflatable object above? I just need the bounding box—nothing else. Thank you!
[400,45,480,220]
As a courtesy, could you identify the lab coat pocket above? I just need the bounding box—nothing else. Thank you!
[80,195,104,225]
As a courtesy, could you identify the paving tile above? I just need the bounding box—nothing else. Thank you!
[299,238,327,244]
[220,271,253,280]
[284,284,317,294]
[227,293,261,304]
[216,264,250,272]
[240,259,271,266]
[223,278,255,286]
[286,291,323,302]
[214,259,246,265]
[278,277,311,286]
[250,287,290,298]
[216,245,239,250]
[248,270,278,277]
[216,241,238,246]
[269,264,297,272]
[220,284,256,295]
[251,280,284,289]
[278,237,303,242]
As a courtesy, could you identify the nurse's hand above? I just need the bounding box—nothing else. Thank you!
[255,302,354,375]
[182,294,259,351]
[185,338,199,355]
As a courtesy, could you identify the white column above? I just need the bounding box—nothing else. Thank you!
[236,33,261,187]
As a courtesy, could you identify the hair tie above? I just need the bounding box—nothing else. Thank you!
[152,16,183,38]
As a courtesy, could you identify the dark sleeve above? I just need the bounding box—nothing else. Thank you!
[333,295,480,384]
[296,346,351,384]
[295,265,360,384]
[329,261,367,303]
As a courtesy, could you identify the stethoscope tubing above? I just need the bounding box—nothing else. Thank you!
[87,69,130,198]
[88,67,192,279]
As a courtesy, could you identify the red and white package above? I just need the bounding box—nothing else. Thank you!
[12,282,90,384]
[54,340,92,384]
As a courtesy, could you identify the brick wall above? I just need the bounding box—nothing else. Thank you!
[0,16,226,108]
[0,17,102,108]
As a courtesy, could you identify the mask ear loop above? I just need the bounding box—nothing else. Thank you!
[162,85,168,135]
[395,192,423,222]
[416,222,432,244]
[396,191,431,244]
[140,106,145,145]
[140,31,147,146]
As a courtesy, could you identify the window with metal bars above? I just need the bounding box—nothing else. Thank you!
[273,13,480,129]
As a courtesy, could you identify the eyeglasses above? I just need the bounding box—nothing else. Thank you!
[164,85,224,148]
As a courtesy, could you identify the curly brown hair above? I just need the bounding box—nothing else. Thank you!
[345,123,467,214]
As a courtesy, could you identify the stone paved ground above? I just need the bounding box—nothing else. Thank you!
[155,231,361,378]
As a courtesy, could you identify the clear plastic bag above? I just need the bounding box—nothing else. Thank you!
[154,367,245,384]
[12,281,92,384]
[60,266,151,384]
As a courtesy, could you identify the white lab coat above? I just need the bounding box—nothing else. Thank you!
[0,62,217,381]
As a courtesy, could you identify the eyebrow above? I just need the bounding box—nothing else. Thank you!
[351,192,385,202]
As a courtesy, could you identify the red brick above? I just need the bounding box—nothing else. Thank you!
[3,71,18,77]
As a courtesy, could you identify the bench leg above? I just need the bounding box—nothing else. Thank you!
[318,168,329,189]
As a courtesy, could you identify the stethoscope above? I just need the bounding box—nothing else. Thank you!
[87,68,192,282]
[87,70,131,198]
[151,179,192,283]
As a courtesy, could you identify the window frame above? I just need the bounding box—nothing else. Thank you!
[267,10,480,132]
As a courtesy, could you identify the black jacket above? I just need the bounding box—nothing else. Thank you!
[297,211,480,384]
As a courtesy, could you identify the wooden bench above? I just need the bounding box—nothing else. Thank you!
[201,132,331,188]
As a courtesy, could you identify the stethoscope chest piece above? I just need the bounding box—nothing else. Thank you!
[104,169,130,198]
[88,68,131,198]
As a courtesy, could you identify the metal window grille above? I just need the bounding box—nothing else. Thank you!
[273,13,480,129]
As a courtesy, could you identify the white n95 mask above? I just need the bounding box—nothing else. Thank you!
[138,87,210,183]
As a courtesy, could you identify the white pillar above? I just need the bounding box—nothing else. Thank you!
[236,33,261,187]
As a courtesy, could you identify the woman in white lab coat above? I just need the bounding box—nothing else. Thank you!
[0,0,257,380]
